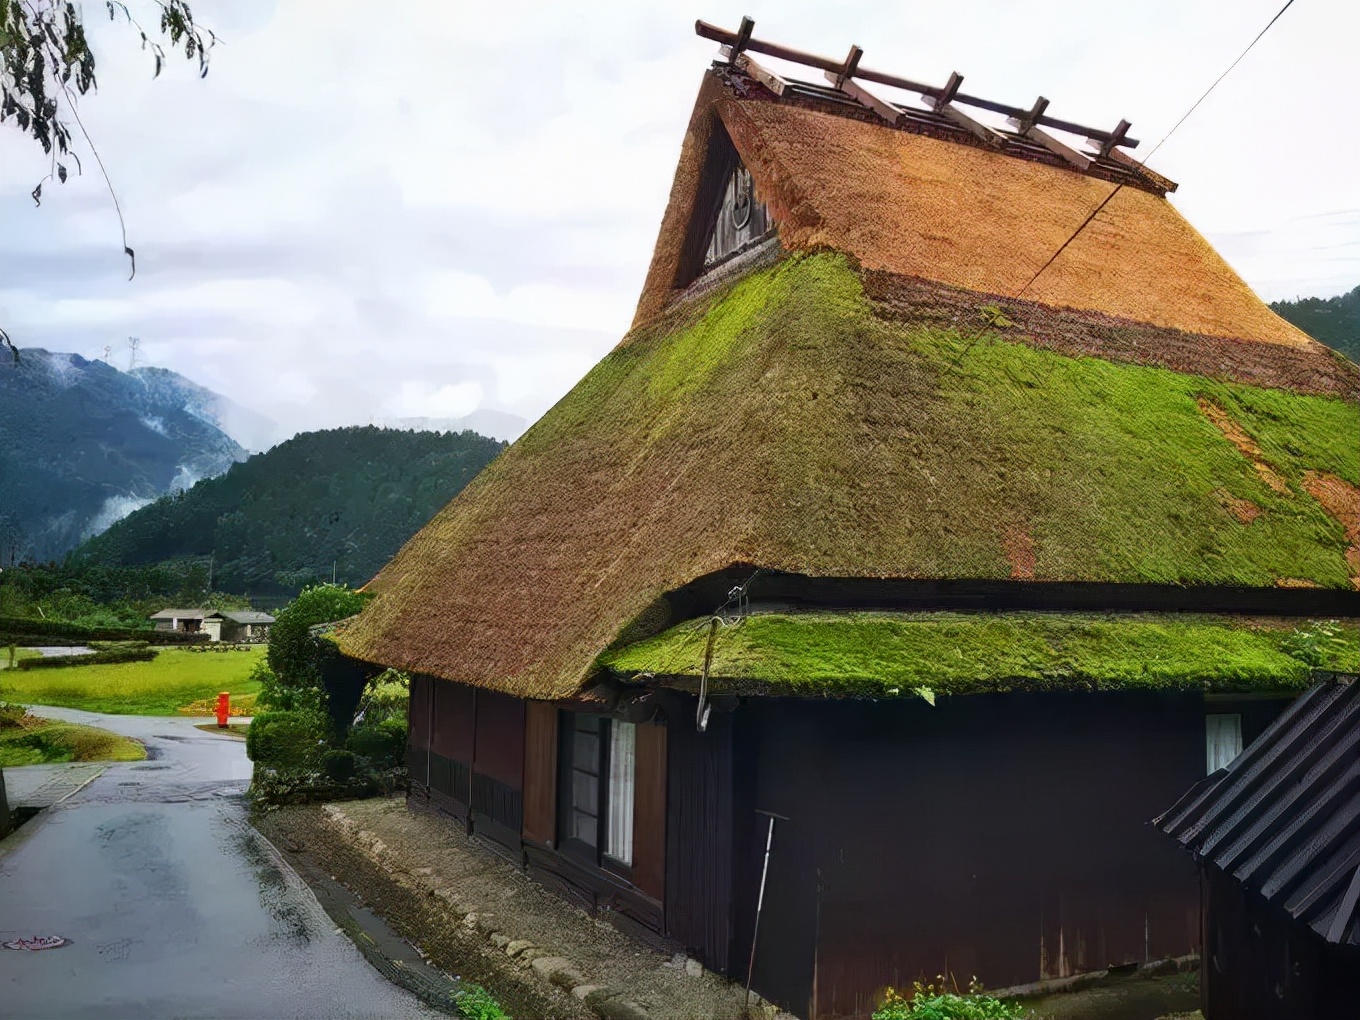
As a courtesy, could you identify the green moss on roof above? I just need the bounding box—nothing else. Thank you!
[599,612,1359,697]
[343,253,1359,698]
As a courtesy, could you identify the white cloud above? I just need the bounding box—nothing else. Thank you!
[0,0,1355,447]
[386,380,484,420]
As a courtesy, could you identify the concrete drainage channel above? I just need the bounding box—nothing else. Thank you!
[255,802,790,1020]
[278,839,468,1014]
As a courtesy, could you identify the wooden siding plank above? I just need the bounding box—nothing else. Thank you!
[472,689,525,788]
[432,680,475,764]
[522,700,559,847]
[634,720,668,900]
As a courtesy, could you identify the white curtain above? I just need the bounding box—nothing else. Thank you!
[606,721,636,865]
[1206,713,1243,773]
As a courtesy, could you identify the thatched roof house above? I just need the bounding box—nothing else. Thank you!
[335,22,1358,1017]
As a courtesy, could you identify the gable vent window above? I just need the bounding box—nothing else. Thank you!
[704,163,769,267]
[1206,713,1243,773]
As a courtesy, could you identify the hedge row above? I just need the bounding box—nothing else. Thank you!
[0,615,207,646]
[13,647,158,671]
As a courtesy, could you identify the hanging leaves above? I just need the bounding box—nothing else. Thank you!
[1,1,215,187]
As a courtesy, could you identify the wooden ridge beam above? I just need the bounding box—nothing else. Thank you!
[695,18,1143,149]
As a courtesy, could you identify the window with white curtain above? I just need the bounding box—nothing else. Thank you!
[1206,713,1243,773]
[605,720,636,866]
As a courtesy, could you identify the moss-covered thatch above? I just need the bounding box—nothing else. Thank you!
[599,612,1360,698]
[340,254,1358,698]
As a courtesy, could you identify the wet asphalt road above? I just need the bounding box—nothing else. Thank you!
[0,709,444,1019]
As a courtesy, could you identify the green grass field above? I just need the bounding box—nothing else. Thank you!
[0,646,267,715]
[0,647,42,669]
[0,715,147,767]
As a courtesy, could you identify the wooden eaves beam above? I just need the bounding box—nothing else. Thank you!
[1007,96,1091,170]
[921,71,1005,146]
[824,44,902,125]
[695,18,1142,151]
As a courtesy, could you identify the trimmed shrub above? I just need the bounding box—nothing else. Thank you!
[245,710,328,770]
[322,748,358,781]
[345,717,407,768]
[267,584,369,689]
[0,615,206,646]
[14,646,158,670]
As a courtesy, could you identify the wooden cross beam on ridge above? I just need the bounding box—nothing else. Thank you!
[695,17,1144,157]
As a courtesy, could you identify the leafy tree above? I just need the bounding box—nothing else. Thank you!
[267,584,368,693]
[1271,285,1360,364]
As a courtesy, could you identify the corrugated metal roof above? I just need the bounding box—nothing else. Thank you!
[1155,677,1360,946]
[148,608,211,620]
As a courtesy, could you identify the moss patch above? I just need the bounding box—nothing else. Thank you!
[599,612,1359,698]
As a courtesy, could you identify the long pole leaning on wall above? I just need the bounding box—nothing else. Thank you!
[745,808,789,1011]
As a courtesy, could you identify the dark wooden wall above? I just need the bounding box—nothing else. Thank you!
[471,690,525,849]
[1202,867,1360,1020]
[665,709,737,974]
[735,692,1234,1019]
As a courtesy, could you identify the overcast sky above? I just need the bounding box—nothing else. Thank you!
[2,0,1356,446]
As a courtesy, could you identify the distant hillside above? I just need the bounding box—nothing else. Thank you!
[72,426,505,595]
[1271,286,1360,363]
[0,350,246,563]
[128,366,282,452]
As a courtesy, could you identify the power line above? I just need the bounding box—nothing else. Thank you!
[1015,0,1299,301]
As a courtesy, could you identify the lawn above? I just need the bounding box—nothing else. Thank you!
[0,712,146,767]
[0,646,267,715]
[0,647,42,669]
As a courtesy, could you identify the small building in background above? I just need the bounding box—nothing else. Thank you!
[149,608,212,636]
[218,610,274,643]
[1156,677,1360,1020]
[148,608,274,643]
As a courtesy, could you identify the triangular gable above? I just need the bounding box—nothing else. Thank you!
[633,68,1319,353]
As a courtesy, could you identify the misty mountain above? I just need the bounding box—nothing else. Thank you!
[128,366,283,452]
[0,349,247,564]
[71,426,505,596]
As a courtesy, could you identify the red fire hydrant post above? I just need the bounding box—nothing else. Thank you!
[215,692,230,728]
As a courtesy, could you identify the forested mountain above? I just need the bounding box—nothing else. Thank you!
[71,426,505,595]
[0,350,246,564]
[1271,286,1360,363]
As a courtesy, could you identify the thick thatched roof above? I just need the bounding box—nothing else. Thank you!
[633,69,1331,360]
[337,68,1359,699]
[339,248,1358,697]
